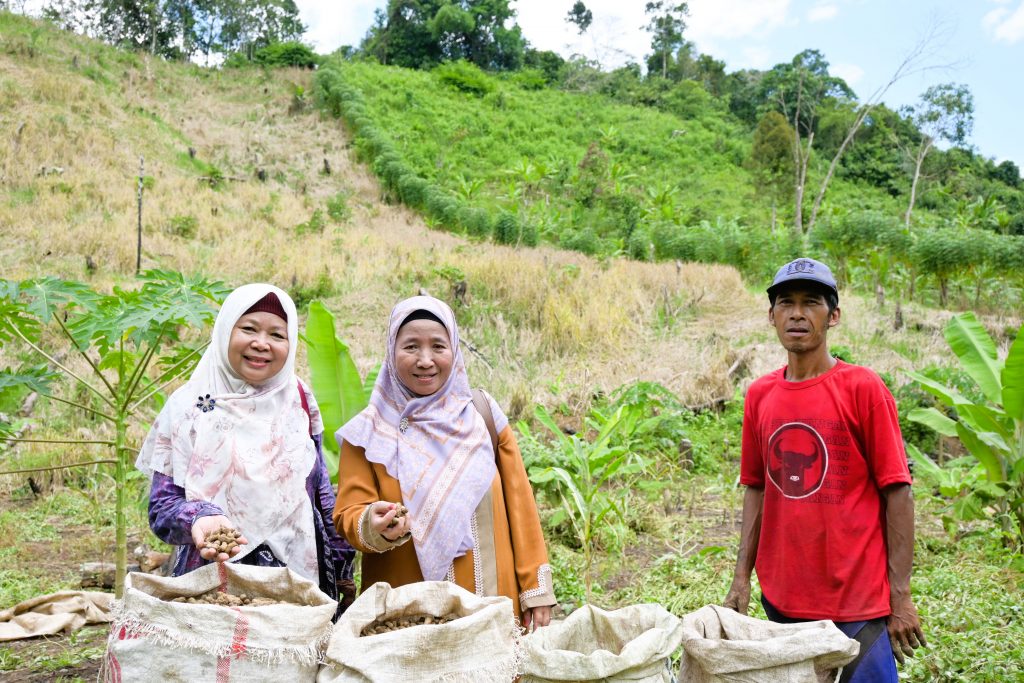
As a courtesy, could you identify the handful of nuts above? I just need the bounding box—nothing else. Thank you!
[359,613,457,636]
[170,589,279,607]
[204,526,242,555]
[386,504,409,529]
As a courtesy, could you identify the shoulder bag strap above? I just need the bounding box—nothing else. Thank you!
[297,379,313,437]
[471,388,499,461]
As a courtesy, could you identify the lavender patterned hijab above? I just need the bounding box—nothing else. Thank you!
[337,296,496,581]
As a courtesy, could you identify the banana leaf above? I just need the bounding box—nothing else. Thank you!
[945,313,1003,406]
[304,301,369,482]
[1002,325,1024,423]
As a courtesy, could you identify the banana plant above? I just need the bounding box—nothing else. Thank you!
[906,312,1024,548]
[528,403,647,602]
[303,301,378,483]
[0,272,227,596]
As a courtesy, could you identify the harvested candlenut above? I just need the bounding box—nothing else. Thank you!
[359,613,458,636]
[204,526,242,555]
[169,589,280,607]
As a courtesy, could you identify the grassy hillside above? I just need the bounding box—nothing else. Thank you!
[1,13,1022,682]
[313,59,903,263]
[314,59,1024,313]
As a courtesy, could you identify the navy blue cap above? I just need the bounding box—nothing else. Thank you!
[767,258,838,299]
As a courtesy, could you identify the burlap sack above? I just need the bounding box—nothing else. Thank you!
[519,603,683,683]
[678,605,860,683]
[102,562,336,682]
[317,581,522,683]
[0,591,112,641]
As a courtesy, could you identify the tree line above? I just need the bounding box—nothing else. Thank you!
[36,0,304,63]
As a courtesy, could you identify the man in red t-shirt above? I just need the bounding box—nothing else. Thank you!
[723,258,926,682]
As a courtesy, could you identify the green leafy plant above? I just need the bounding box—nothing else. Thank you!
[303,301,378,482]
[527,404,647,601]
[164,214,198,239]
[906,312,1024,548]
[295,208,327,235]
[0,272,227,596]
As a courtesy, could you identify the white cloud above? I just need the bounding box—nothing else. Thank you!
[686,0,792,46]
[300,0,384,52]
[831,62,864,86]
[807,4,839,23]
[737,47,774,69]
[516,0,649,67]
[983,2,1024,43]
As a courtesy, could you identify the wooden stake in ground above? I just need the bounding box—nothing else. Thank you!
[136,156,144,275]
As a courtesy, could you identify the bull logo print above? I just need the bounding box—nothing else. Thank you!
[766,422,827,498]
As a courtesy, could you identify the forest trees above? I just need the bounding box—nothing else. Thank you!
[758,49,853,236]
[901,83,974,228]
[39,0,304,62]
[565,0,592,35]
[642,1,689,80]
[361,0,526,71]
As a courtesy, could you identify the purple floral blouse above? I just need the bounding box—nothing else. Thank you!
[147,433,355,603]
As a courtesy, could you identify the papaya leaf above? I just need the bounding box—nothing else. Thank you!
[19,277,98,319]
[0,298,40,344]
[944,312,1003,405]
[0,365,56,396]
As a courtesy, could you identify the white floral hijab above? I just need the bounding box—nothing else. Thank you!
[136,284,320,580]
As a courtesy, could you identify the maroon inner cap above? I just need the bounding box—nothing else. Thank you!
[243,292,288,323]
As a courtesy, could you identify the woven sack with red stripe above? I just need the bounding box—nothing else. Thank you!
[102,562,335,682]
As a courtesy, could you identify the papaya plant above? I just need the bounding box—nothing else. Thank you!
[906,312,1024,548]
[303,301,378,483]
[0,271,228,596]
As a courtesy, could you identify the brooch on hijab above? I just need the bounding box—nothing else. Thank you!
[399,416,409,433]
[196,394,216,412]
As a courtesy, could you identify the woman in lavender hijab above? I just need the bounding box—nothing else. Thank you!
[135,284,355,612]
[335,295,556,631]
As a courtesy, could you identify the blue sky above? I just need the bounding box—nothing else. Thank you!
[298,0,1024,170]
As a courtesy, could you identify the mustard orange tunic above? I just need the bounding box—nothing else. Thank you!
[334,425,556,620]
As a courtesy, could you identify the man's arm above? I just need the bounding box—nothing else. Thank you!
[723,485,764,614]
[882,482,926,663]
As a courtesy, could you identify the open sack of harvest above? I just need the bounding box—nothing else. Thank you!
[519,603,683,683]
[318,580,522,683]
[678,605,860,683]
[102,562,336,682]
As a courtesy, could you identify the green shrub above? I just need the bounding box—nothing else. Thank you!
[397,175,430,208]
[225,41,319,69]
[520,219,538,247]
[509,68,548,90]
[433,60,495,96]
[291,271,334,309]
[424,188,459,227]
[457,206,492,238]
[494,212,519,245]
[295,209,326,235]
[326,192,352,222]
[165,214,198,239]
[627,228,652,260]
[562,227,601,255]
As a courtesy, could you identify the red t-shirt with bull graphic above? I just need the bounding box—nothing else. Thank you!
[740,360,912,621]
